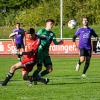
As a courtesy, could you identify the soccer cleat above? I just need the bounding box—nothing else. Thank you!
[28,81,32,87]
[81,74,87,78]
[45,78,49,84]
[75,63,80,71]
[33,81,37,85]
[0,82,7,86]
[37,77,49,84]
[28,76,37,85]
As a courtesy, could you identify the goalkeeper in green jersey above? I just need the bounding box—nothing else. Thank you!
[31,19,63,84]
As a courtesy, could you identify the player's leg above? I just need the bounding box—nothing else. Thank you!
[32,45,43,80]
[21,63,34,81]
[36,56,52,84]
[21,68,29,80]
[75,48,85,71]
[40,65,53,77]
[32,64,42,81]
[82,49,91,77]
[16,44,22,61]
[39,55,53,77]
[20,43,25,53]
[2,62,22,86]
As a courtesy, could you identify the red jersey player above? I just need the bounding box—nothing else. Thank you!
[1,28,40,86]
[21,29,40,80]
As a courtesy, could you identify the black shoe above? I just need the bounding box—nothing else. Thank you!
[33,81,37,85]
[0,82,7,86]
[28,76,37,85]
[38,78,49,84]
[45,78,49,84]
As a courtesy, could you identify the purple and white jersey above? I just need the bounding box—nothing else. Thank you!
[75,27,97,50]
[13,28,25,44]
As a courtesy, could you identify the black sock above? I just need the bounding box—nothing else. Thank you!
[17,55,21,61]
[78,59,82,65]
[41,70,49,77]
[32,70,40,81]
[83,61,90,74]
[2,72,14,85]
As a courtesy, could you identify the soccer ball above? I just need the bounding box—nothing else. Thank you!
[68,19,77,29]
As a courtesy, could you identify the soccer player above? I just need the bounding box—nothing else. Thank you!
[9,22,25,61]
[1,28,40,86]
[73,17,98,78]
[32,19,63,83]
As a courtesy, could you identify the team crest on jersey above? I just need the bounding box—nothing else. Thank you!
[50,33,53,36]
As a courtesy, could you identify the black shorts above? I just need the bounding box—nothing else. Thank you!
[16,43,25,49]
[37,56,52,67]
[80,48,92,57]
[43,56,52,67]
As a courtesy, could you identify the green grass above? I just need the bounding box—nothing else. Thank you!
[0,56,100,100]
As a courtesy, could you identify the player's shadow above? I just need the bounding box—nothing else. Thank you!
[10,79,23,82]
[0,80,23,84]
[49,81,100,85]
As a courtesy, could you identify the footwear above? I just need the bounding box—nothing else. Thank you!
[28,76,37,85]
[75,63,80,71]
[0,82,7,86]
[45,78,49,84]
[81,74,86,78]
[28,81,32,87]
[33,81,37,85]
[38,77,49,84]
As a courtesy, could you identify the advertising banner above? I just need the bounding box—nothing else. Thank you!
[0,39,99,54]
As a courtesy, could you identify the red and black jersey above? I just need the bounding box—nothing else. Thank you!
[23,34,40,61]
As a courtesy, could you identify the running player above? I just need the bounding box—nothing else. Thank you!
[32,19,63,83]
[1,28,40,86]
[9,22,25,61]
[73,17,98,78]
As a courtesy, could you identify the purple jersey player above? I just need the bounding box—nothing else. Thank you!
[9,23,25,61]
[73,17,98,78]
[13,27,25,45]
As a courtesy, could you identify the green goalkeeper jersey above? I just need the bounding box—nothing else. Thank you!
[37,28,60,51]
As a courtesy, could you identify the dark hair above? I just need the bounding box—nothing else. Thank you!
[16,22,20,25]
[27,28,35,34]
[46,19,55,23]
[82,16,88,20]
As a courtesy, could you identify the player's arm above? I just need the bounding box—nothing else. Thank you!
[73,35,77,42]
[72,35,78,48]
[72,28,80,48]
[36,34,47,40]
[36,29,46,39]
[23,32,26,47]
[91,29,99,41]
[22,50,34,55]
[32,38,40,53]
[9,32,18,38]
[52,35,63,45]
[19,50,34,56]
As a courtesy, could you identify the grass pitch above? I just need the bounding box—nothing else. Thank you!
[0,56,100,100]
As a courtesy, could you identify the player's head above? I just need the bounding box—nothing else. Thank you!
[16,22,20,29]
[45,19,55,30]
[82,17,89,27]
[27,28,35,39]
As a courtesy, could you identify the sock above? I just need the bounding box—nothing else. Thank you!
[78,59,82,65]
[83,61,90,74]
[32,70,40,81]
[17,54,22,61]
[2,72,14,85]
[41,70,49,77]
